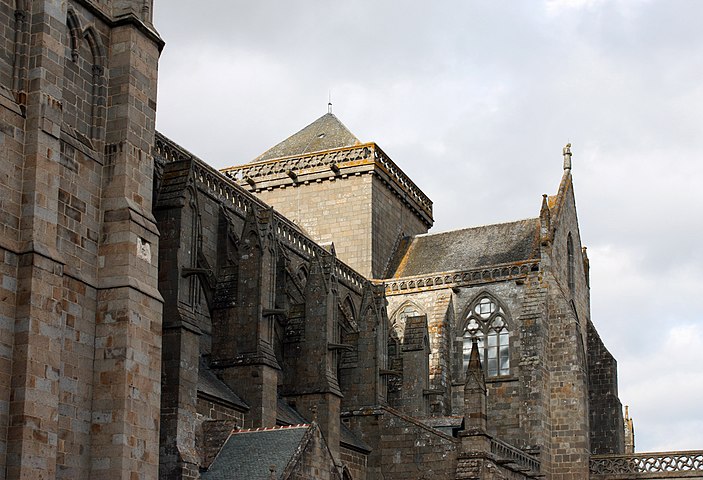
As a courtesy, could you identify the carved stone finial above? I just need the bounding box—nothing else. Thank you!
[563,142,572,171]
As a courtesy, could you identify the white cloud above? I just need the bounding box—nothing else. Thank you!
[545,0,607,14]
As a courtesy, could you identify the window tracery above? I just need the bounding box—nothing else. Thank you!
[462,295,510,377]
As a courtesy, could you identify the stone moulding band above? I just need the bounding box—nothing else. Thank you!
[382,261,539,295]
[219,142,433,220]
[154,132,367,294]
[590,451,703,474]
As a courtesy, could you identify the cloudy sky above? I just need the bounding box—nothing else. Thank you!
[153,0,703,452]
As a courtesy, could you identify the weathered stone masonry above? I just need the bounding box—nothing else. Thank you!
[4,2,694,480]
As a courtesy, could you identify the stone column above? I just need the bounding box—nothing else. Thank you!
[213,206,280,428]
[90,17,164,480]
[284,252,342,463]
[7,1,66,478]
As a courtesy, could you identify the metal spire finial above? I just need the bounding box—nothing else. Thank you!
[327,90,332,114]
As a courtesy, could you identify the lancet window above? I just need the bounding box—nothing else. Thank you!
[462,295,510,377]
[567,233,575,295]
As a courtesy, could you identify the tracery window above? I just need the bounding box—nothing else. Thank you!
[462,295,510,377]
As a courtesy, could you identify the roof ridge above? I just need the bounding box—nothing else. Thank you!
[413,217,539,239]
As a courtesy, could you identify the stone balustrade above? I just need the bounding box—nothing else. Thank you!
[590,451,703,477]
[490,438,541,474]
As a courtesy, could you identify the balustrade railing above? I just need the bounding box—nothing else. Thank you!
[590,451,703,475]
[490,438,540,473]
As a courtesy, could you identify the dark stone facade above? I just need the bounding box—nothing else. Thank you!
[0,2,646,479]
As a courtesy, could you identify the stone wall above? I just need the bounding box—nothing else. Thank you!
[254,174,375,277]
[344,407,458,479]
[0,1,164,478]
[287,425,342,480]
[371,175,429,278]
[0,49,24,479]
[588,320,625,455]
[340,446,367,480]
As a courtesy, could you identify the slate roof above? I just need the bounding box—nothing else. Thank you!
[253,113,361,162]
[198,360,249,411]
[390,218,540,278]
[277,399,371,453]
[340,422,372,453]
[201,425,311,480]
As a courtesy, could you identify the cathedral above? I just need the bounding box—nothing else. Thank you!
[1,1,700,479]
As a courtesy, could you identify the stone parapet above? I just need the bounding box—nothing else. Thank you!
[591,451,703,479]
[219,142,433,228]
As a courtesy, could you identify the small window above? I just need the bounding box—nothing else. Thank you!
[463,295,510,377]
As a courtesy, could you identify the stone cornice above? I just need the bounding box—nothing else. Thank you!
[220,142,434,228]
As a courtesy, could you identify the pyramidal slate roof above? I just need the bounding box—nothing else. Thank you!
[201,425,311,480]
[389,218,541,278]
[253,113,361,162]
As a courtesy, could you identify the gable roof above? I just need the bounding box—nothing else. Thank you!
[253,113,361,162]
[389,218,541,278]
[201,425,311,480]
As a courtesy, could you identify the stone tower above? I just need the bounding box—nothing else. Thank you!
[0,1,163,478]
[222,113,434,279]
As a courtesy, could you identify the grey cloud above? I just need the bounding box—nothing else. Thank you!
[154,0,703,451]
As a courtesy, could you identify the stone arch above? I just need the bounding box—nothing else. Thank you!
[66,9,81,62]
[337,295,359,393]
[82,26,105,66]
[459,291,513,377]
[342,465,354,480]
[296,263,308,284]
[339,295,356,330]
[459,290,513,332]
[60,15,107,142]
[10,0,30,101]
[388,300,425,340]
[186,185,204,308]
[83,26,106,140]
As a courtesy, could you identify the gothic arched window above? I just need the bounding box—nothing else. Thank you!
[462,295,510,377]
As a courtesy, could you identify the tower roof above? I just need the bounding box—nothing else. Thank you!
[252,113,361,162]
